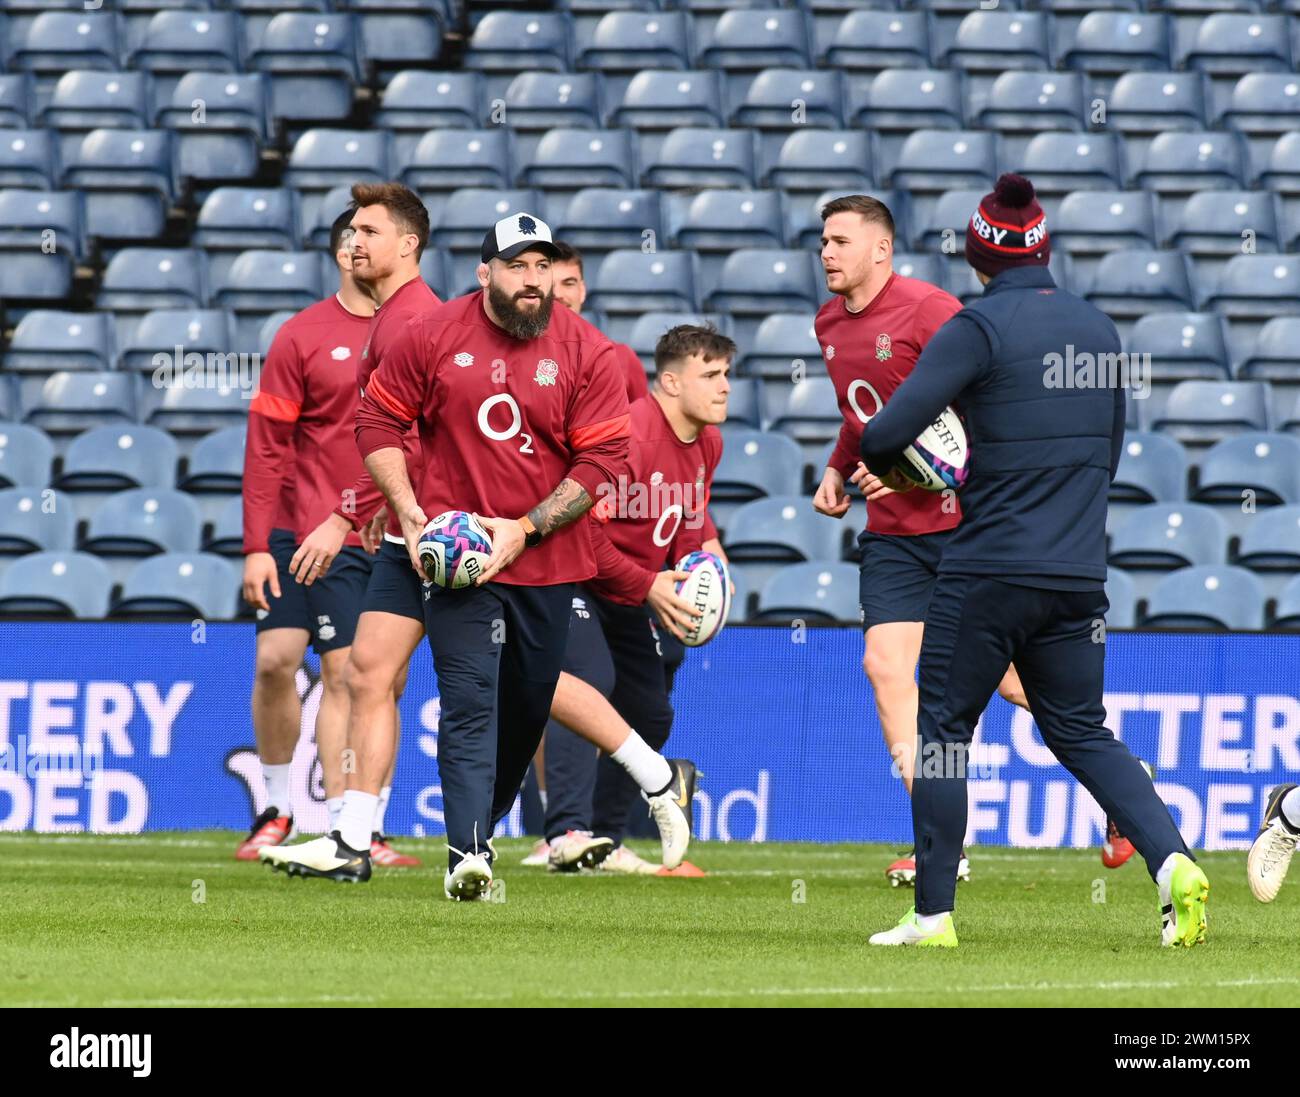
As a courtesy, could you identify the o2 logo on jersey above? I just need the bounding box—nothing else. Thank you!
[652,505,684,548]
[847,378,884,425]
[477,393,534,455]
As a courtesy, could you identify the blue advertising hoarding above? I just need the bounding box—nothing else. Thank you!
[0,622,1295,850]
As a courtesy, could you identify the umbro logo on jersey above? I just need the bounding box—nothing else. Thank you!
[454,352,474,367]
[824,344,835,360]
[331,346,351,361]
[534,358,558,386]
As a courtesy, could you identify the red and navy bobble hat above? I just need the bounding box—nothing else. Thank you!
[965,173,1050,277]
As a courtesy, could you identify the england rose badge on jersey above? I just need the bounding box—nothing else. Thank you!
[876,333,892,361]
[535,358,559,386]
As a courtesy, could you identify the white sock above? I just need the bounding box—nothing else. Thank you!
[263,762,291,817]
[326,797,344,833]
[916,911,950,932]
[1281,787,1300,831]
[338,791,378,852]
[612,731,673,794]
[1156,853,1180,892]
[373,786,392,836]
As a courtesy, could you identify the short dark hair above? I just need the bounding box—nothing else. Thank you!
[350,181,430,258]
[654,324,736,375]
[820,194,895,239]
[551,240,583,276]
[329,205,358,258]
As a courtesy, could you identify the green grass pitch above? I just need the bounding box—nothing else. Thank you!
[0,833,1293,1008]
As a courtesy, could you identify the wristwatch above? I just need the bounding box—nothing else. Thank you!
[519,514,543,548]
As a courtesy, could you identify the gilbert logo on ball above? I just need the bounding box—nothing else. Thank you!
[673,551,732,648]
[418,511,494,589]
[895,406,970,492]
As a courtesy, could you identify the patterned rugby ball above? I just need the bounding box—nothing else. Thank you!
[418,511,493,589]
[673,550,731,648]
[895,406,970,492]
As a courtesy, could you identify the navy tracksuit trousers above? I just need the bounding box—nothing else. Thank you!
[913,575,1193,916]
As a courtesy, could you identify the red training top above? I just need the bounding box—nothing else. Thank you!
[611,340,650,402]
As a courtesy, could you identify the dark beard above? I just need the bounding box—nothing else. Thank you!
[488,283,554,340]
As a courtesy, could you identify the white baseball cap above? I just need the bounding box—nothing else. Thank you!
[480,211,561,262]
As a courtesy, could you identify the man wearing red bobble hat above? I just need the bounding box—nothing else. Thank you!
[861,174,1209,950]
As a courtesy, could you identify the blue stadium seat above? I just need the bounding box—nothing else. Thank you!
[787,188,908,250]
[1105,567,1137,629]
[722,377,765,430]
[727,567,751,624]
[287,129,390,196]
[1178,14,1292,76]
[556,187,662,252]
[499,72,601,131]
[212,250,322,314]
[696,9,813,72]
[1236,505,1300,571]
[611,71,725,130]
[755,561,859,623]
[1104,72,1207,135]
[1259,132,1300,195]
[1124,312,1230,381]
[1142,565,1265,630]
[576,11,689,71]
[204,494,243,556]
[463,12,572,73]
[1169,191,1278,256]
[914,187,991,251]
[1111,432,1188,503]
[156,73,270,183]
[705,249,820,315]
[1239,318,1300,382]
[301,183,357,251]
[891,252,946,289]
[180,424,245,492]
[0,74,33,129]
[738,313,819,378]
[97,249,207,327]
[21,372,138,435]
[1193,433,1300,506]
[1010,132,1122,194]
[1276,575,1300,629]
[119,309,236,375]
[130,11,241,104]
[83,487,202,555]
[0,552,112,618]
[1060,13,1171,76]
[419,249,451,298]
[1151,380,1272,445]
[398,128,509,192]
[5,311,114,374]
[975,72,1087,134]
[60,128,176,240]
[377,71,486,132]
[518,128,635,189]
[733,69,843,130]
[822,11,930,72]
[1133,132,1246,195]
[194,188,298,255]
[11,13,122,79]
[887,129,996,195]
[711,428,805,499]
[0,189,81,300]
[672,189,783,252]
[1203,255,1300,319]
[40,71,149,142]
[248,13,359,123]
[114,552,239,618]
[0,423,54,489]
[624,311,722,371]
[768,375,842,443]
[256,311,298,354]
[724,495,848,562]
[433,188,544,251]
[850,69,964,133]
[0,488,75,552]
[1052,190,1157,256]
[57,424,178,492]
[0,129,56,189]
[1085,251,1194,319]
[940,12,1051,72]
[1218,74,1300,137]
[764,129,873,192]
[356,11,444,74]
[1109,503,1228,568]
[586,250,697,314]
[642,128,755,189]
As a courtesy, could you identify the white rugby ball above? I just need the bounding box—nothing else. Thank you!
[417,510,494,589]
[673,550,731,647]
[894,405,970,492]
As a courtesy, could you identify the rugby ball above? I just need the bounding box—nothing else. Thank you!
[673,550,731,647]
[894,405,970,492]
[418,511,493,589]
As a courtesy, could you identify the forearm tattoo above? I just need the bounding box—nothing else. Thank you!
[528,478,593,537]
